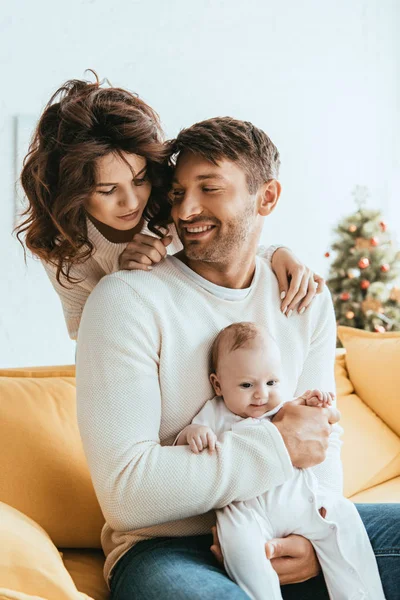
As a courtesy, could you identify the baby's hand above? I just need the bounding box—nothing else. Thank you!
[186,425,219,454]
[300,389,335,408]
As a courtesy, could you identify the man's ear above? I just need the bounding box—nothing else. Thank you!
[258,179,281,216]
[210,373,222,396]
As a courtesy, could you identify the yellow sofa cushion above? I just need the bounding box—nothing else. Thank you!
[0,367,104,549]
[0,501,92,600]
[335,352,400,498]
[61,550,108,600]
[337,326,400,437]
[349,476,400,503]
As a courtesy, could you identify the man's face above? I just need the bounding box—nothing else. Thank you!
[169,152,259,263]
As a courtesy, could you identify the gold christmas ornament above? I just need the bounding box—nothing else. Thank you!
[349,224,357,233]
[361,298,383,313]
[346,311,355,319]
[389,287,400,303]
[355,237,371,250]
[347,268,361,279]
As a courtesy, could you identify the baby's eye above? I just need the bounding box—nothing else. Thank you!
[240,383,252,389]
[266,380,278,386]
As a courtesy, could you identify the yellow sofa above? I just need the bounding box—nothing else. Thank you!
[1,326,400,600]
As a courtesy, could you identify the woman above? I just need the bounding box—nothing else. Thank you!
[17,75,324,339]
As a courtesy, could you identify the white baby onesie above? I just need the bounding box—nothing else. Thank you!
[191,397,385,600]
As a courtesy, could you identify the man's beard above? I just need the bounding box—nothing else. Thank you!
[178,201,256,263]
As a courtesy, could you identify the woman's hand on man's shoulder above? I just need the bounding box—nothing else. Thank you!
[119,234,172,271]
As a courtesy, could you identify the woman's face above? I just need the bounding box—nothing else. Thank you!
[84,152,152,230]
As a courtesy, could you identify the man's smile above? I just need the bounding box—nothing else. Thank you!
[181,223,217,240]
[186,225,213,233]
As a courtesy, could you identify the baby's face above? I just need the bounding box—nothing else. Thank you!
[211,338,284,418]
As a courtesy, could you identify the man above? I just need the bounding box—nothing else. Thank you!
[76,117,399,599]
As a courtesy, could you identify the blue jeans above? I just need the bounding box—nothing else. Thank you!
[110,503,400,599]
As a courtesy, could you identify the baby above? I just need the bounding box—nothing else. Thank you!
[176,322,385,600]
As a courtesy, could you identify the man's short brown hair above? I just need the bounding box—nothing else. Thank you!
[211,322,261,373]
[168,117,280,194]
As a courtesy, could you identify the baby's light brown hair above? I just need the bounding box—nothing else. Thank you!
[211,322,262,374]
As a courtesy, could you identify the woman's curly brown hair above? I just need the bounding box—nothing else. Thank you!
[16,73,172,284]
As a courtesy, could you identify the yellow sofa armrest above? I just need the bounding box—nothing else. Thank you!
[0,502,91,600]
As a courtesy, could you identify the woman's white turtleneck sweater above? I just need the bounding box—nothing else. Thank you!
[41,219,184,339]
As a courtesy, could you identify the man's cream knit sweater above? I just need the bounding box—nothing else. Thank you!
[76,254,341,585]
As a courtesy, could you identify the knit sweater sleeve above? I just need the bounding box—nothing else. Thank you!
[76,275,293,533]
[42,224,180,341]
[42,260,93,341]
[295,287,344,497]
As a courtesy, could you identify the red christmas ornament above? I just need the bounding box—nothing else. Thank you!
[374,325,386,333]
[340,292,351,301]
[360,280,370,290]
[324,252,330,258]
[380,221,387,232]
[370,236,379,247]
[380,263,390,273]
[358,257,370,269]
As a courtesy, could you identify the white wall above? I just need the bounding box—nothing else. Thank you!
[1,0,399,367]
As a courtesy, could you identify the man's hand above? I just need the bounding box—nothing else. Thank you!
[211,527,320,585]
[271,399,340,468]
[265,535,320,585]
[119,234,172,271]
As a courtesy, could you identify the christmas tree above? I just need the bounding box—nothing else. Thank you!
[326,186,400,335]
